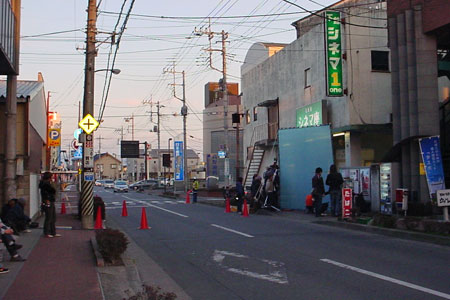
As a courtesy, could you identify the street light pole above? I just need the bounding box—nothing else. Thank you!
[168,138,172,190]
[80,0,97,229]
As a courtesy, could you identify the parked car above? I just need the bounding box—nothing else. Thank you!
[113,180,129,193]
[103,180,114,189]
[95,180,104,187]
[129,179,158,191]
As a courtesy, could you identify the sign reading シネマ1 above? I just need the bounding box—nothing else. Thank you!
[325,11,343,97]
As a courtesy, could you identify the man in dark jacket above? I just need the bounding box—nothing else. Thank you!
[236,177,245,214]
[312,167,325,217]
[5,198,31,234]
[326,164,344,216]
[39,172,60,238]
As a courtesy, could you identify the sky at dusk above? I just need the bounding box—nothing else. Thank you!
[16,0,335,158]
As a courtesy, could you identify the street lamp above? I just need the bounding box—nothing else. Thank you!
[168,138,172,189]
[94,68,121,75]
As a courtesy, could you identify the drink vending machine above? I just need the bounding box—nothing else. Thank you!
[370,163,400,215]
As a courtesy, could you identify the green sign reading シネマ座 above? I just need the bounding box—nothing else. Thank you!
[325,11,343,97]
[296,101,323,128]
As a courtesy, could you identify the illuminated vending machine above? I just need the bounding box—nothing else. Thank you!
[371,163,400,215]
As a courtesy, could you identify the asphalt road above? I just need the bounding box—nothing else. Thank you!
[95,187,450,300]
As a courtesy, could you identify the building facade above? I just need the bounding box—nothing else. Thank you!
[242,0,392,195]
[94,153,122,180]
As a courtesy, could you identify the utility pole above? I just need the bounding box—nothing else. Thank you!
[195,26,229,187]
[235,104,240,180]
[97,135,102,154]
[164,62,188,193]
[157,101,161,181]
[144,141,148,180]
[80,0,97,229]
[124,114,135,140]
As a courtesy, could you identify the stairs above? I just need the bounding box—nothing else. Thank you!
[244,148,265,188]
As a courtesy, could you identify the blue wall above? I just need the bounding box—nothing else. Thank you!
[279,126,334,210]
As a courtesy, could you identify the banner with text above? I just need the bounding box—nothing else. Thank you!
[174,141,184,181]
[419,136,446,198]
[325,11,343,97]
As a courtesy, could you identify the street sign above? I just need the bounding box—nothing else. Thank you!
[437,189,450,207]
[174,141,184,181]
[342,188,352,218]
[121,140,140,158]
[84,172,94,182]
[83,147,94,168]
[79,114,99,134]
[325,11,343,97]
[218,151,226,158]
[71,139,80,150]
[85,133,93,148]
[73,147,83,159]
[74,128,82,139]
[48,128,61,147]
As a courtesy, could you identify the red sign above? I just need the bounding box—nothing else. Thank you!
[342,188,352,218]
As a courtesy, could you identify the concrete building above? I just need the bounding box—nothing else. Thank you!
[94,153,122,180]
[203,82,243,184]
[387,0,450,203]
[241,0,392,190]
[0,77,47,218]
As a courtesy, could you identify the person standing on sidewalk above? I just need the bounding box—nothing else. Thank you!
[39,172,61,238]
[236,177,244,214]
[312,167,325,217]
[326,164,344,217]
[192,178,199,203]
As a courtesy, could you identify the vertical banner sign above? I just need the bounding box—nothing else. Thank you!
[342,188,352,218]
[419,136,446,197]
[174,141,184,181]
[325,11,343,97]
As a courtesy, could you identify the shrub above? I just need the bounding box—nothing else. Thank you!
[125,285,177,300]
[422,220,450,235]
[403,216,422,231]
[96,229,129,262]
[372,214,397,228]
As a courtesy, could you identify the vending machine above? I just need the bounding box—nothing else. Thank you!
[370,163,400,215]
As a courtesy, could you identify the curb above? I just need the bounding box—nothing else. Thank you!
[90,237,105,267]
[315,220,450,247]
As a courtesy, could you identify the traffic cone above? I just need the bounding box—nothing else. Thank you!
[94,206,103,229]
[186,190,191,204]
[139,207,150,230]
[60,202,66,214]
[121,200,128,217]
[242,199,249,217]
[225,197,231,213]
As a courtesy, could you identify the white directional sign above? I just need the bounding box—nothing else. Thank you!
[79,114,99,135]
[83,147,94,168]
[437,189,450,207]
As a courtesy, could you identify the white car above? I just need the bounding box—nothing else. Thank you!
[113,180,129,193]
[95,180,104,187]
[103,180,114,189]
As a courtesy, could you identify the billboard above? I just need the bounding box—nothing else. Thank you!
[174,141,184,181]
[325,11,343,97]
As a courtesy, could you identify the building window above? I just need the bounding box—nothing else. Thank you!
[371,51,389,71]
[111,164,117,169]
[304,68,311,88]
[253,107,258,121]
[245,110,250,124]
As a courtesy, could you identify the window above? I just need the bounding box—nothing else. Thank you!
[246,110,250,124]
[111,164,117,169]
[371,51,389,71]
[304,68,311,88]
[253,107,258,121]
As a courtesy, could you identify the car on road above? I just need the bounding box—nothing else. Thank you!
[103,180,114,189]
[113,180,129,193]
[129,179,158,191]
[95,180,104,187]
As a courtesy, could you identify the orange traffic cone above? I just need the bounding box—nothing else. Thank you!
[139,207,150,230]
[60,202,66,214]
[121,200,128,217]
[225,197,231,213]
[94,206,103,229]
[186,190,191,204]
[242,199,249,217]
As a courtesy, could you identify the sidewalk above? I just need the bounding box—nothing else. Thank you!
[0,214,103,300]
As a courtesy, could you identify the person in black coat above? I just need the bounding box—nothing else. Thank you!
[39,172,60,238]
[312,167,325,217]
[236,177,245,214]
[5,198,31,234]
[326,164,344,216]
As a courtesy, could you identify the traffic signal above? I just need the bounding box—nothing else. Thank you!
[162,154,171,167]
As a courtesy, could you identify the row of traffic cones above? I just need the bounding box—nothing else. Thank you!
[95,200,150,230]
[225,197,249,217]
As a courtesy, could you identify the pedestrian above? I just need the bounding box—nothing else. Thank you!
[1,221,26,262]
[192,178,199,203]
[264,173,275,208]
[5,198,32,234]
[326,164,344,217]
[312,167,325,217]
[235,177,244,214]
[39,171,61,238]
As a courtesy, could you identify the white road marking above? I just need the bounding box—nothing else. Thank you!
[111,202,120,205]
[211,224,254,238]
[212,250,288,285]
[151,201,160,204]
[320,259,450,300]
[177,200,185,203]
[123,196,188,218]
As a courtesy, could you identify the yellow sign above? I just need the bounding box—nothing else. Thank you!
[79,114,99,134]
[419,163,425,175]
[48,128,61,147]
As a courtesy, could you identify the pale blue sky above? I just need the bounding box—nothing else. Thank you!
[18,0,335,156]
